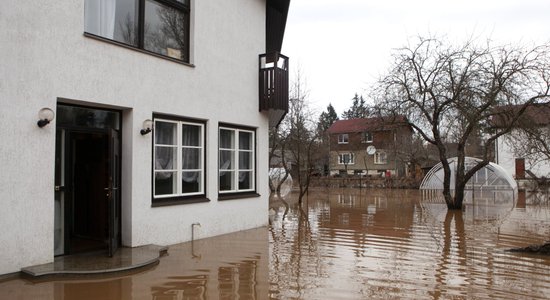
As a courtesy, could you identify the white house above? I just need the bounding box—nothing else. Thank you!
[494,104,550,180]
[0,0,290,276]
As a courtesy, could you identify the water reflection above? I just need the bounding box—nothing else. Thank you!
[151,275,207,299]
[2,189,550,299]
[0,228,268,300]
[270,188,550,299]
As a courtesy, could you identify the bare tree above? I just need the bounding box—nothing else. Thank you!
[275,70,320,204]
[269,125,292,196]
[118,12,152,47]
[503,104,550,173]
[118,7,187,60]
[119,12,139,46]
[158,6,188,60]
[373,37,550,210]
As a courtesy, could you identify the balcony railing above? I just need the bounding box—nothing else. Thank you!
[259,52,289,128]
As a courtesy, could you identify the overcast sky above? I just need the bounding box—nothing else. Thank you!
[281,0,550,117]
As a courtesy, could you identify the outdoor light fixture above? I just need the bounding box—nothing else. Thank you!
[37,107,55,128]
[141,119,153,135]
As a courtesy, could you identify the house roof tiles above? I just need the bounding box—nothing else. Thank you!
[327,116,409,134]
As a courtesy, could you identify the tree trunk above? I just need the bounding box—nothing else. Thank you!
[448,188,464,210]
[438,147,455,209]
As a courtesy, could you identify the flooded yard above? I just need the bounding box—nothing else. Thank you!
[269,188,550,299]
[1,188,550,299]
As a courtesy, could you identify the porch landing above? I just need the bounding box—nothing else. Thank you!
[21,245,168,278]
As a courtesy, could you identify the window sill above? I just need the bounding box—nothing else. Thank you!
[152,196,210,207]
[84,32,195,68]
[218,192,261,201]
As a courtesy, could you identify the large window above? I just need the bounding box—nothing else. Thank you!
[219,126,256,194]
[153,116,205,204]
[84,0,190,62]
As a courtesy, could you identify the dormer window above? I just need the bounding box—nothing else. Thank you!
[338,134,349,144]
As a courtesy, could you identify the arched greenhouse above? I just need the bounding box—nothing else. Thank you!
[420,157,517,190]
[419,157,518,226]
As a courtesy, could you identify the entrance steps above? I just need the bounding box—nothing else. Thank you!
[21,245,167,278]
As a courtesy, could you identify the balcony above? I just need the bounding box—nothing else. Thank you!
[259,52,289,128]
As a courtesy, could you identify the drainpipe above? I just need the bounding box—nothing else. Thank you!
[191,223,201,259]
[191,222,201,241]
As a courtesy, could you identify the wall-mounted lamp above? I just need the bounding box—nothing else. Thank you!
[140,119,153,135]
[37,107,55,128]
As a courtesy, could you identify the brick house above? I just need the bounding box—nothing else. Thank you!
[326,116,413,177]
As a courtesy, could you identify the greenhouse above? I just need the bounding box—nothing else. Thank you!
[269,168,293,198]
[420,157,518,190]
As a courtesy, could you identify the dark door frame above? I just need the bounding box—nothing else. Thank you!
[54,103,122,256]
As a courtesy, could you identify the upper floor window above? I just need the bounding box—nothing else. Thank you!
[219,125,256,194]
[84,0,190,62]
[374,151,387,164]
[338,153,355,165]
[153,116,205,204]
[363,132,373,143]
[338,134,349,144]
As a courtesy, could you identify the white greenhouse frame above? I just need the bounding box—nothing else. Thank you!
[420,157,517,190]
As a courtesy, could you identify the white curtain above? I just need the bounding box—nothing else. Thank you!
[239,171,247,182]
[182,125,199,183]
[85,0,116,39]
[155,148,173,175]
[155,122,175,180]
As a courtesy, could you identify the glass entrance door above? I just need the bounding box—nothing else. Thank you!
[54,129,66,256]
[54,104,121,256]
[107,128,120,257]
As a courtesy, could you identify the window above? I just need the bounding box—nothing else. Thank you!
[363,132,373,143]
[338,153,355,165]
[153,116,205,204]
[374,151,387,164]
[219,126,256,194]
[84,0,190,62]
[338,134,349,144]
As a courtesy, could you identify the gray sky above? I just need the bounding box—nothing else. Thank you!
[281,0,550,117]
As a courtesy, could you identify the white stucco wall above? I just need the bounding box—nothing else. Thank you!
[0,0,270,275]
[496,132,550,178]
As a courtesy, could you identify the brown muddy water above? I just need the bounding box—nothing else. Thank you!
[1,188,550,299]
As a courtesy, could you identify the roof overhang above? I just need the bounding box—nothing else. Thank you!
[266,0,290,53]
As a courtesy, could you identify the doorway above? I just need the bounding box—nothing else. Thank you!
[54,104,121,257]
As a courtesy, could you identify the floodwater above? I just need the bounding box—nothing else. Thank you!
[1,188,550,299]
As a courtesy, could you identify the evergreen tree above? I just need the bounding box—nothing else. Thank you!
[317,103,339,133]
[342,93,368,119]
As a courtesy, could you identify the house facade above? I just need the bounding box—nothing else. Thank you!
[494,104,550,180]
[0,0,289,275]
[326,117,413,177]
